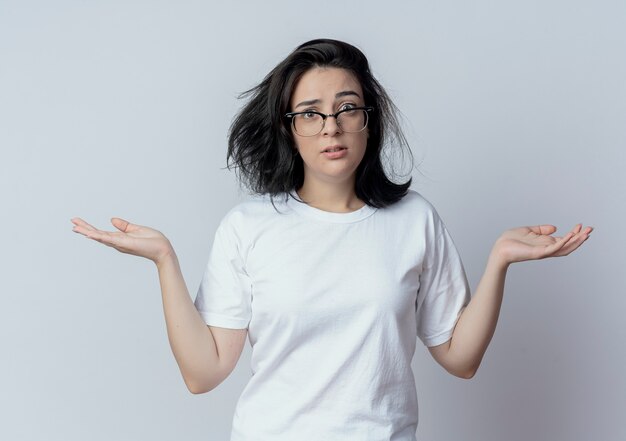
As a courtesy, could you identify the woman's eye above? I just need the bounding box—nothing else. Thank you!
[302,112,316,119]
[340,103,357,111]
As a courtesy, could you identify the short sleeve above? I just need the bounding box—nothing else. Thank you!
[415,214,471,347]
[193,217,252,329]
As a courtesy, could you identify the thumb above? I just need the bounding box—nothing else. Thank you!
[528,224,556,235]
[111,217,132,233]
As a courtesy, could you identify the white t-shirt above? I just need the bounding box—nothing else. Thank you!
[194,189,471,441]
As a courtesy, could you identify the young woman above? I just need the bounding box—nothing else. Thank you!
[70,39,592,440]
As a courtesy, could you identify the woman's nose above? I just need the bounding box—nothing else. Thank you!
[321,115,342,136]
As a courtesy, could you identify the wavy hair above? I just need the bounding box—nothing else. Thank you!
[226,38,414,209]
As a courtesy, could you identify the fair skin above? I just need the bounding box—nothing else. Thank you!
[69,219,247,393]
[70,66,593,385]
[289,66,368,213]
[428,223,592,378]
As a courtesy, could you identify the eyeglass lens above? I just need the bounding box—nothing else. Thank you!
[293,109,368,136]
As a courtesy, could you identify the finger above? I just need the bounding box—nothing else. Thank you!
[111,217,132,233]
[72,224,100,237]
[70,217,98,232]
[527,225,557,236]
[552,224,582,248]
[550,230,592,257]
[562,224,593,246]
[561,227,581,243]
[112,217,144,234]
[540,231,576,256]
[559,227,593,256]
[553,237,585,257]
[84,229,123,248]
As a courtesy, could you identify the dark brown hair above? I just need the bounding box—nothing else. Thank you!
[226,38,414,209]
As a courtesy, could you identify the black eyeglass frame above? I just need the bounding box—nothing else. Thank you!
[284,106,375,137]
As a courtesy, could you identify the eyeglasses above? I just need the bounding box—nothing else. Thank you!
[284,106,374,137]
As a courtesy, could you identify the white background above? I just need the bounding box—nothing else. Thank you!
[1,1,624,440]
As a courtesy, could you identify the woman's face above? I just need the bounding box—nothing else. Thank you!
[288,67,368,190]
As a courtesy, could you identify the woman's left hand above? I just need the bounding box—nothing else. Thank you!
[494,223,593,266]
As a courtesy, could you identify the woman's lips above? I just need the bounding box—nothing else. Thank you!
[321,145,346,153]
[322,147,348,159]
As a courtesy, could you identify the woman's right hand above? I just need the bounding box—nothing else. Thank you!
[71,217,174,265]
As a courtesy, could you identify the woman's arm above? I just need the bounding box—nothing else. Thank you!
[71,217,242,393]
[428,223,592,379]
[157,251,249,394]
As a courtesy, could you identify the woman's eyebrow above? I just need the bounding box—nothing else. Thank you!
[294,90,361,109]
[335,90,360,100]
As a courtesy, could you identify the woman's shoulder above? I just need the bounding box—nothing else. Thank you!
[381,189,449,237]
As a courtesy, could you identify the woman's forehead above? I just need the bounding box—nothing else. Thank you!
[290,67,363,105]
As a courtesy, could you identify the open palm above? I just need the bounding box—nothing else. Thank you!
[71,217,173,264]
[494,223,593,265]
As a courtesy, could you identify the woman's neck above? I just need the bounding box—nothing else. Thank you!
[296,181,365,213]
